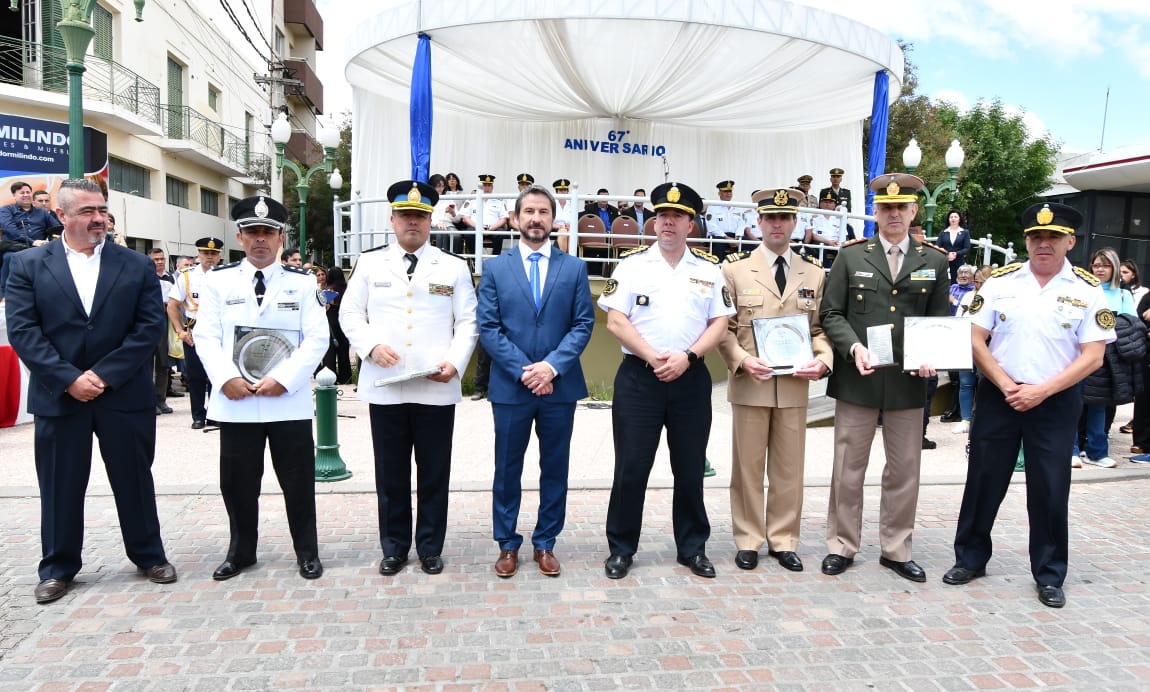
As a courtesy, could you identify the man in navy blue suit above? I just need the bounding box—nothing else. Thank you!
[5,178,177,604]
[477,183,595,578]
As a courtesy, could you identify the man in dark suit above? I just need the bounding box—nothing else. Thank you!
[5,178,177,604]
[620,188,652,229]
[818,173,950,584]
[583,188,619,229]
[478,184,595,578]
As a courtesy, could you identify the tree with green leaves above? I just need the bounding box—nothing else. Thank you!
[281,111,352,268]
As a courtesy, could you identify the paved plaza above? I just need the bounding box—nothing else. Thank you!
[1,389,1149,690]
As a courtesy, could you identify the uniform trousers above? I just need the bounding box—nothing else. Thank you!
[183,340,209,421]
[730,402,807,552]
[218,420,318,564]
[826,400,922,561]
[369,403,454,559]
[953,382,1077,587]
[491,399,576,552]
[34,407,167,581]
[606,355,711,558]
[153,333,170,405]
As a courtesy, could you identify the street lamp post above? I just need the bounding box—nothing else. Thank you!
[902,138,965,238]
[270,112,342,259]
[46,0,145,178]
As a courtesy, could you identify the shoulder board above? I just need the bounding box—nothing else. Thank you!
[212,261,240,271]
[990,262,1023,278]
[1073,265,1101,286]
[361,243,388,254]
[690,247,720,264]
[841,237,868,249]
[803,254,824,267]
[618,245,650,259]
[283,265,311,275]
[723,250,752,264]
[919,240,947,254]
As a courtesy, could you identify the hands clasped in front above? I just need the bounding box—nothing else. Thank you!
[221,377,287,400]
[521,362,554,396]
[66,370,107,402]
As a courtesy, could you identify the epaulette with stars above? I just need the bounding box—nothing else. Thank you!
[690,247,720,264]
[284,264,311,275]
[991,262,1023,278]
[723,250,752,264]
[1073,266,1101,286]
[918,240,947,254]
[618,245,650,260]
[212,261,240,271]
[803,254,823,267]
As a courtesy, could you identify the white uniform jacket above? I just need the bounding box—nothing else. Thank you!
[339,243,478,406]
[194,260,329,422]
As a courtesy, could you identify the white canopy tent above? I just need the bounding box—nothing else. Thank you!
[343,0,904,238]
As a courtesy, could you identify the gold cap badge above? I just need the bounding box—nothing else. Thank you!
[668,186,681,204]
[207,240,217,250]
[1036,205,1054,226]
[885,179,900,197]
[773,189,789,206]
[254,197,269,219]
[407,185,422,203]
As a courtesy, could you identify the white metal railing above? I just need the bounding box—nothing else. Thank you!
[332,185,1018,273]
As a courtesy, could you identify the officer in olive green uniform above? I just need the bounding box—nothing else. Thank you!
[818,173,950,583]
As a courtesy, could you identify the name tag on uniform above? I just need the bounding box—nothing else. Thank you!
[276,302,300,311]
[1057,296,1088,308]
[373,281,392,288]
[853,271,873,278]
[689,278,713,288]
[741,288,761,295]
[910,269,936,281]
[226,297,246,305]
[429,283,454,297]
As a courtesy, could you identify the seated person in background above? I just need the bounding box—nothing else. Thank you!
[583,189,619,229]
[809,191,846,268]
[429,173,458,249]
[459,174,509,256]
[0,181,62,298]
[552,179,575,252]
[620,188,653,228]
[948,265,976,314]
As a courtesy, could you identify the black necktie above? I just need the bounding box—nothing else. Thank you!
[254,270,266,305]
[404,253,418,277]
[774,256,786,295]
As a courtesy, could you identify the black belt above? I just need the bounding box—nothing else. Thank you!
[624,353,704,370]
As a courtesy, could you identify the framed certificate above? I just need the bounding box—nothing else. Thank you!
[232,326,300,383]
[752,315,813,375]
[865,324,897,368]
[903,317,973,371]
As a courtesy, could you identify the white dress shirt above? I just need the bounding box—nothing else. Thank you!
[62,234,104,316]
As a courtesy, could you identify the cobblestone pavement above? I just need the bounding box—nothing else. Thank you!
[1,480,1149,690]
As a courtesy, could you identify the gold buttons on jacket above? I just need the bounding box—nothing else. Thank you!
[890,306,896,312]
[891,289,898,295]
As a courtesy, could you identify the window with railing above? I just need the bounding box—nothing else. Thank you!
[109,158,151,198]
[201,188,220,217]
[208,85,220,112]
[166,176,189,209]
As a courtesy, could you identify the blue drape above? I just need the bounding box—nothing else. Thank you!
[410,33,433,182]
[865,70,890,238]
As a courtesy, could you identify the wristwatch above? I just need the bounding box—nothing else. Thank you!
[684,349,699,364]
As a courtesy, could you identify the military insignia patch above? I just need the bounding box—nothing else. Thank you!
[316,289,326,307]
[1096,308,1117,330]
[1036,205,1054,225]
[886,178,900,196]
[969,294,984,314]
[773,189,789,206]
[603,278,619,296]
[722,285,732,307]
[668,186,681,204]
[255,196,269,219]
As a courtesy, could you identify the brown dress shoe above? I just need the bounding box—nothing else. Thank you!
[142,562,178,584]
[533,549,561,576]
[494,549,518,578]
[34,578,69,604]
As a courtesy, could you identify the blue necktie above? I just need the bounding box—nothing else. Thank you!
[529,252,542,310]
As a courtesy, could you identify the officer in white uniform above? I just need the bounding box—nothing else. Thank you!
[598,181,735,581]
[944,202,1115,609]
[460,174,509,257]
[340,180,478,577]
[194,196,329,582]
[810,190,845,268]
[704,180,747,260]
[166,236,223,428]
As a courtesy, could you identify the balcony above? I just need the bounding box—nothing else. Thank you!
[284,0,324,51]
[283,57,323,115]
[160,105,249,176]
[0,35,162,134]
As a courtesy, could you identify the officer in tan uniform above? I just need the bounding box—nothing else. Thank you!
[718,187,833,572]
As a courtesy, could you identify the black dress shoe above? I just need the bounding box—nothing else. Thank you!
[166,389,184,398]
[879,557,927,583]
[604,554,632,579]
[191,419,206,430]
[734,550,758,570]
[942,565,986,585]
[212,560,254,581]
[820,554,853,576]
[298,559,323,580]
[470,391,487,401]
[379,555,408,576]
[420,555,444,575]
[921,437,937,450]
[768,550,804,572]
[142,562,178,584]
[1037,585,1066,608]
[34,578,69,604]
[157,403,173,414]
[677,554,716,578]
